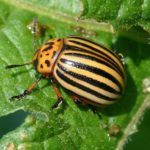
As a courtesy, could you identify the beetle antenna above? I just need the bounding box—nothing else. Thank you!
[5,62,32,69]
[33,17,37,52]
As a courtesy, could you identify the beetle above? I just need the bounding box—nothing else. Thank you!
[6,36,126,109]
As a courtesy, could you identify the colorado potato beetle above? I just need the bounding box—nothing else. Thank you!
[6,35,126,109]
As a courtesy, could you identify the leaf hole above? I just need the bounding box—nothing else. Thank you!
[0,110,29,138]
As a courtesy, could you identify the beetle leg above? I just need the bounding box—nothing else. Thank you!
[71,95,88,105]
[71,95,101,117]
[10,76,43,101]
[50,78,64,109]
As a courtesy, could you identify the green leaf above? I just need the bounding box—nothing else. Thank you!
[0,0,150,150]
[81,0,150,32]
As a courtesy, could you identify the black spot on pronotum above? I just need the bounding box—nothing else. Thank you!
[40,64,43,69]
[42,45,53,52]
[46,53,49,56]
[42,42,55,52]
[45,60,51,67]
[52,51,56,58]
[57,39,61,42]
[40,54,42,58]
[45,41,54,45]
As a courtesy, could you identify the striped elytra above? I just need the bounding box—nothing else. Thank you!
[51,36,126,106]
[8,35,125,107]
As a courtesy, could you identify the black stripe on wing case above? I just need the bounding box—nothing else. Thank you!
[64,44,125,79]
[57,63,121,94]
[60,58,123,92]
[56,69,117,101]
[63,52,124,79]
[68,36,114,54]
[68,39,124,70]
